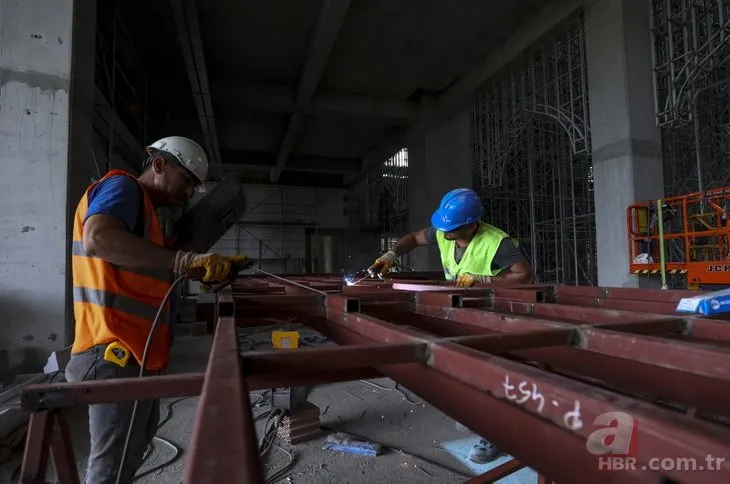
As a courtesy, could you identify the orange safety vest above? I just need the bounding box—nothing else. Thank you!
[71,169,173,370]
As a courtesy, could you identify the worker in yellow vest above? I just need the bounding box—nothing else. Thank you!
[368,187,534,463]
[369,188,534,287]
[65,136,243,484]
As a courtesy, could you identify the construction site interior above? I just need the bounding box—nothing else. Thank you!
[3,0,730,483]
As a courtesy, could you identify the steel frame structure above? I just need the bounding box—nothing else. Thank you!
[16,272,730,483]
[650,0,730,288]
[470,14,596,286]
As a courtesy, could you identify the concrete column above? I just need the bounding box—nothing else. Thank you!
[407,109,473,271]
[584,0,664,288]
[0,0,96,372]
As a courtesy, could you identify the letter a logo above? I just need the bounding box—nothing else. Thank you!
[586,412,638,457]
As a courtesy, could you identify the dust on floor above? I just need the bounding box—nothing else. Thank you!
[1,330,537,483]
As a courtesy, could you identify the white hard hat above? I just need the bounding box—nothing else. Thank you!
[146,136,209,193]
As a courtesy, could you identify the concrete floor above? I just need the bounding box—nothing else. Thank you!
[1,330,538,483]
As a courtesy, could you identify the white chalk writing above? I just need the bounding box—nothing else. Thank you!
[563,400,583,431]
[502,375,545,413]
[503,375,583,430]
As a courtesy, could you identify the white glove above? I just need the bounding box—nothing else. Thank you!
[367,250,397,277]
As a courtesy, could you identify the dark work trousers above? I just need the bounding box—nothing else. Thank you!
[65,347,160,484]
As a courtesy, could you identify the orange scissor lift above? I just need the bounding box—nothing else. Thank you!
[627,186,730,289]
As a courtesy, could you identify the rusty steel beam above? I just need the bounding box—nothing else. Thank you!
[20,343,404,411]
[327,311,730,483]
[449,329,578,353]
[22,373,204,410]
[184,318,263,483]
[20,369,385,410]
[554,285,700,302]
[419,305,730,380]
[20,410,54,482]
[409,305,730,413]
[242,342,427,373]
[306,318,632,483]
[555,295,682,315]
[458,299,730,342]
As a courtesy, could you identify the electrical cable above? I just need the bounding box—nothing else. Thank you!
[265,442,296,484]
[258,408,297,484]
[116,275,185,484]
[359,380,424,406]
[114,268,319,482]
[134,436,180,481]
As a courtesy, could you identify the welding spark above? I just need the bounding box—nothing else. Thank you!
[344,276,356,286]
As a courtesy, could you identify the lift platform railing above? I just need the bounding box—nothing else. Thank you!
[627,186,730,286]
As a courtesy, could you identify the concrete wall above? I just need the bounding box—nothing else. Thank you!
[1,0,96,372]
[584,0,664,287]
[407,109,473,271]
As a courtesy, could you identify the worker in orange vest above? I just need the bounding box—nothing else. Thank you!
[65,136,241,484]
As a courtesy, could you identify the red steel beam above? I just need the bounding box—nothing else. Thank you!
[22,373,204,410]
[24,341,425,409]
[417,305,730,379]
[411,305,730,413]
[494,300,730,342]
[20,410,54,482]
[242,343,427,373]
[450,329,578,353]
[184,318,263,483]
[21,367,384,409]
[578,327,730,380]
[331,312,730,483]
[554,285,701,302]
[306,318,637,483]
[555,295,682,315]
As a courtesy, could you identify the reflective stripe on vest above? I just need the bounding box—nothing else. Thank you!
[436,223,511,280]
[71,241,171,283]
[71,169,172,370]
[73,287,170,323]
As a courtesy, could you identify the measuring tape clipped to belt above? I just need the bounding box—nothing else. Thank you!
[103,341,131,367]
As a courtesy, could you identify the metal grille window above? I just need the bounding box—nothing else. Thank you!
[652,0,730,195]
[650,0,730,287]
[471,15,596,285]
[349,148,410,266]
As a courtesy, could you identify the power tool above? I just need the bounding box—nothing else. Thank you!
[202,257,256,293]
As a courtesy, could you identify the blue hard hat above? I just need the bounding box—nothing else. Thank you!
[430,188,483,232]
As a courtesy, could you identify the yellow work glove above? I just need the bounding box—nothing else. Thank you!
[199,255,250,291]
[367,250,397,277]
[174,252,244,282]
[455,273,492,287]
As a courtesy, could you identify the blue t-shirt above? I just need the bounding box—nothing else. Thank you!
[85,175,179,338]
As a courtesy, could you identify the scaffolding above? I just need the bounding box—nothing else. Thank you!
[471,15,596,285]
[348,148,410,265]
[650,0,730,287]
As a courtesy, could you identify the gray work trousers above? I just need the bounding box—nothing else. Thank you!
[65,347,160,484]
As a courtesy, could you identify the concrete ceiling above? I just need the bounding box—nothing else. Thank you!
[114,0,551,188]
